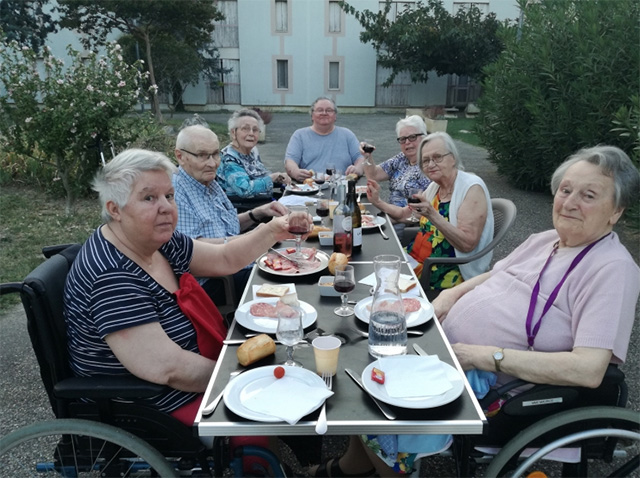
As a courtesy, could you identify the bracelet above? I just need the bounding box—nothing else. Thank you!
[248,210,260,223]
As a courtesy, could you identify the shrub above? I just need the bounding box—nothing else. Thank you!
[477,0,639,192]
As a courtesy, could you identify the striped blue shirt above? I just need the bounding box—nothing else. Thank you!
[64,228,200,413]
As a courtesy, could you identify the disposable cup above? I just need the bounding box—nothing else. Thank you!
[312,336,341,376]
[328,201,339,219]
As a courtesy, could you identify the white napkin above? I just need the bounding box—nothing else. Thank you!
[252,283,297,301]
[358,273,420,297]
[278,195,317,207]
[378,356,453,398]
[242,376,334,424]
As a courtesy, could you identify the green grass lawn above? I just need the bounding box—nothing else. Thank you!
[446,117,482,147]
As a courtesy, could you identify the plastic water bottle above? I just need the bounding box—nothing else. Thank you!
[368,254,407,357]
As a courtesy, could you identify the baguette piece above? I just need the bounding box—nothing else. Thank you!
[256,284,290,298]
[237,334,276,366]
[398,277,417,294]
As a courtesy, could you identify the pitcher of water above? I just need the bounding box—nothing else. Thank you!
[368,254,407,357]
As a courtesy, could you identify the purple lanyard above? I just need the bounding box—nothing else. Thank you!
[525,234,609,350]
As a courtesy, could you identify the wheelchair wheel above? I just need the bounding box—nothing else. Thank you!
[0,418,176,477]
[484,406,639,478]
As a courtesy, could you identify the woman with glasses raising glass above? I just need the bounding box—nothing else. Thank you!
[218,109,290,200]
[367,132,493,293]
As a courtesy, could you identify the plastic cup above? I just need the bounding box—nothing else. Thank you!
[328,201,339,219]
[312,336,342,376]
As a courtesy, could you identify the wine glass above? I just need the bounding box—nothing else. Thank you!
[407,187,422,223]
[325,163,336,198]
[314,171,326,197]
[333,264,356,317]
[276,307,304,367]
[362,139,376,166]
[287,206,311,260]
[316,198,330,227]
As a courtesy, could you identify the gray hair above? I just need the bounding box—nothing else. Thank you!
[396,115,427,137]
[179,113,209,130]
[310,96,338,115]
[551,145,640,210]
[175,125,218,151]
[417,132,464,171]
[92,149,177,223]
[227,108,264,132]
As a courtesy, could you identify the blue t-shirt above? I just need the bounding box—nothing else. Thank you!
[285,126,362,173]
[64,228,200,413]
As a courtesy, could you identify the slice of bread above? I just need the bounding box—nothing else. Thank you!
[398,277,417,294]
[256,284,290,298]
[280,291,300,307]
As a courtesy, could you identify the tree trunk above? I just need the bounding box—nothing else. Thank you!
[172,80,185,112]
[143,34,163,123]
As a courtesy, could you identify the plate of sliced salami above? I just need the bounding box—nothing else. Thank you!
[257,248,329,277]
[361,215,386,230]
[235,297,318,333]
[354,296,434,328]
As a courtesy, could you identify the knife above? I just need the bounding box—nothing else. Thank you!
[413,343,428,356]
[269,248,302,267]
[345,368,396,420]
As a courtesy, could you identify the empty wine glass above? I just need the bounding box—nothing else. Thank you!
[325,163,336,198]
[362,139,376,166]
[333,264,356,317]
[314,171,326,197]
[276,307,304,367]
[407,187,422,222]
[288,205,311,260]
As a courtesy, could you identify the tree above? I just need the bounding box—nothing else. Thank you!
[477,0,639,192]
[0,42,144,214]
[56,0,224,121]
[340,0,509,86]
[0,0,57,53]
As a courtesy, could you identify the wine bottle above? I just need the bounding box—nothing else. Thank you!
[332,183,352,257]
[346,179,362,253]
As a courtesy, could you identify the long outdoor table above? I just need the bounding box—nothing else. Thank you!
[196,209,486,438]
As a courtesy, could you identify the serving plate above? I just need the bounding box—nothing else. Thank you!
[257,249,329,277]
[235,297,317,333]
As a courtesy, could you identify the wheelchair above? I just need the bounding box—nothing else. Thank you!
[0,243,284,477]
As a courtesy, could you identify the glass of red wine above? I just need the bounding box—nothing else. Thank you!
[334,264,356,316]
[314,171,326,197]
[316,198,330,227]
[287,205,311,260]
[407,187,422,222]
[362,139,375,166]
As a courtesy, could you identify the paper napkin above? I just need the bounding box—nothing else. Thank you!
[278,195,317,207]
[252,283,297,301]
[242,376,334,424]
[378,356,453,398]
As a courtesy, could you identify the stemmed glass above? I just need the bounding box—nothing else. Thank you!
[407,187,422,223]
[316,198,330,227]
[325,163,336,198]
[362,139,376,166]
[276,307,304,367]
[333,264,356,317]
[314,171,326,197]
[288,206,311,260]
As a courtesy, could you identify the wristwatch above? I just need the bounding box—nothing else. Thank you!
[493,348,505,372]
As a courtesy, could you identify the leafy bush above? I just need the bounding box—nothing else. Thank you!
[477,0,639,192]
[0,41,145,214]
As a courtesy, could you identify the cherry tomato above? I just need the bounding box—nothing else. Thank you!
[274,366,285,379]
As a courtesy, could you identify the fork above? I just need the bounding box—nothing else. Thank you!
[349,326,423,338]
[315,372,332,434]
[376,221,389,240]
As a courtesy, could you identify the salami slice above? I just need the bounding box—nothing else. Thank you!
[250,302,277,318]
[402,298,421,313]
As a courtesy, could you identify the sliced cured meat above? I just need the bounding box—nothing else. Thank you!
[275,300,297,318]
[402,298,421,313]
[250,302,277,318]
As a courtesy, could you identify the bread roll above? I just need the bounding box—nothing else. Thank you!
[236,334,276,366]
[328,252,349,275]
[307,225,332,239]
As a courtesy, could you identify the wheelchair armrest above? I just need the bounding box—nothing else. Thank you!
[54,376,168,399]
[42,243,79,258]
[0,282,24,296]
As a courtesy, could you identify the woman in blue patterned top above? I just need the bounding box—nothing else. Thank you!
[218,109,290,199]
[64,149,302,425]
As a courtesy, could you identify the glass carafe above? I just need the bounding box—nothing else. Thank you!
[368,254,407,357]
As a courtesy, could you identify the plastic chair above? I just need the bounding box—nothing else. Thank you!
[402,197,517,294]
[0,244,285,477]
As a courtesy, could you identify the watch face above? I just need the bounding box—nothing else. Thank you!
[493,351,504,360]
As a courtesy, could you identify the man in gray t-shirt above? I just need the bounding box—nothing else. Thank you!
[285,97,365,182]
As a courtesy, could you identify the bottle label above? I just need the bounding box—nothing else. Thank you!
[353,227,362,247]
[341,217,352,232]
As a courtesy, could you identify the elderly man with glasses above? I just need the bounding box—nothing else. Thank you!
[284,96,365,182]
[173,125,287,304]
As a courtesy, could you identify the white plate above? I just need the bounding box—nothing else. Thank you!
[361,356,464,409]
[286,183,319,195]
[354,296,434,328]
[235,297,317,333]
[361,215,387,230]
[257,249,329,277]
[224,366,327,422]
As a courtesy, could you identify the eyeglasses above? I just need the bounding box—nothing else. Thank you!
[238,125,261,134]
[422,152,453,165]
[180,149,219,162]
[396,133,424,144]
[314,108,336,114]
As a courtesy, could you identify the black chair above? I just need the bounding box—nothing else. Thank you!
[0,244,284,477]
